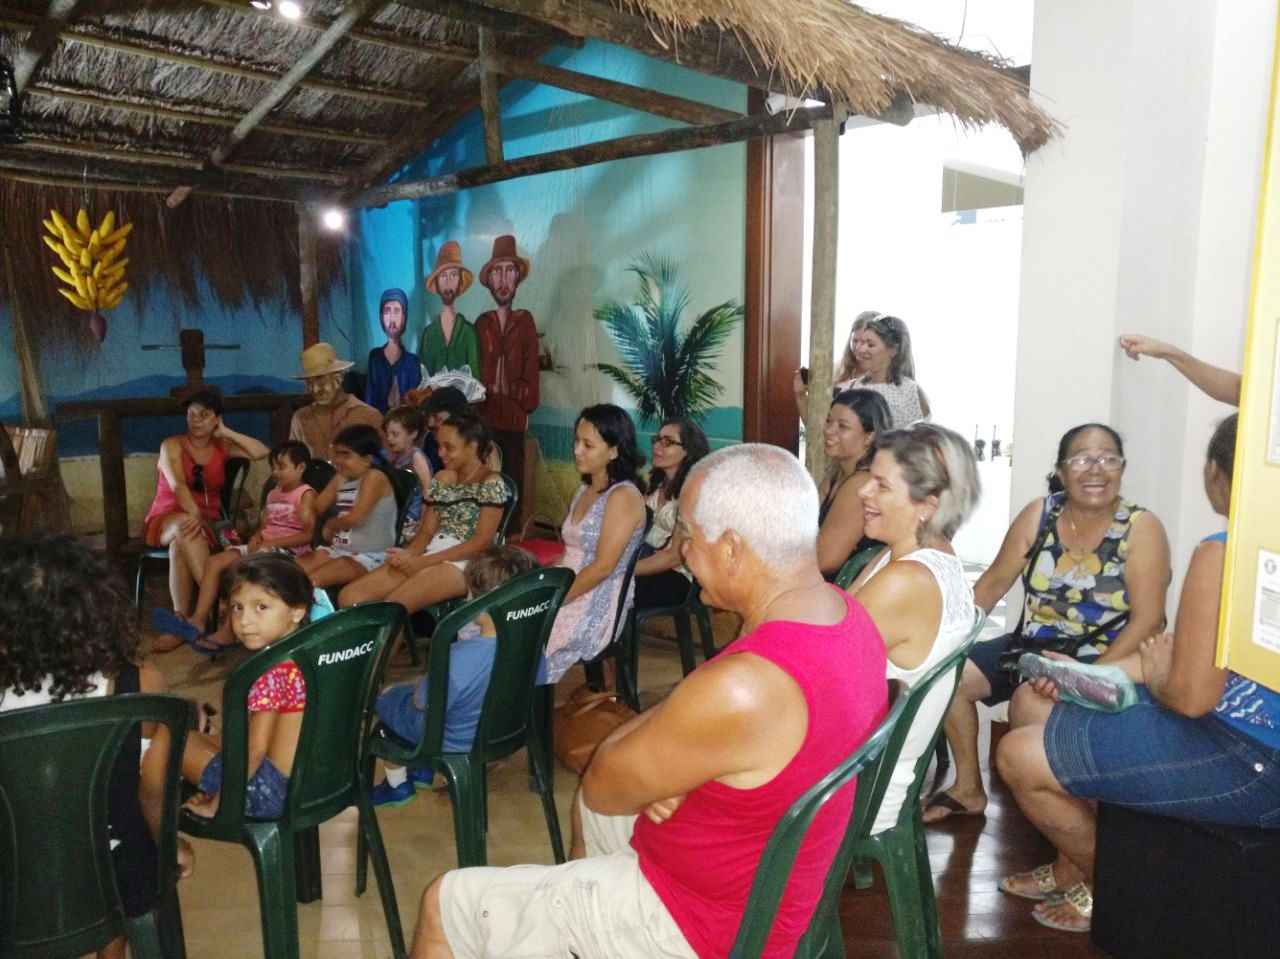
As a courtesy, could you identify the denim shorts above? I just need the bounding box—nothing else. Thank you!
[198,753,290,820]
[1044,688,1280,829]
[376,683,425,746]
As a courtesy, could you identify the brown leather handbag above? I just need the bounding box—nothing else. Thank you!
[552,684,637,775]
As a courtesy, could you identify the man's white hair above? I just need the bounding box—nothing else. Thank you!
[687,443,819,571]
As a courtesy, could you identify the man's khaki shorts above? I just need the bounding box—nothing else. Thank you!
[439,795,698,959]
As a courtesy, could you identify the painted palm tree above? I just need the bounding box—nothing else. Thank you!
[594,254,744,425]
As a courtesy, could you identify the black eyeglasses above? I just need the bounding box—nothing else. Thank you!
[191,463,205,493]
[653,436,684,449]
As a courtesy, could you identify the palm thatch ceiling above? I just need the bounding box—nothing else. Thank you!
[0,0,1056,206]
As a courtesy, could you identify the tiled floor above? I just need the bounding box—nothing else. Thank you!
[148,591,1105,959]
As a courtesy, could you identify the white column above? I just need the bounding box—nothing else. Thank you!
[1012,0,1275,607]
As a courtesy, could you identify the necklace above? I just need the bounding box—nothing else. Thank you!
[1061,502,1113,563]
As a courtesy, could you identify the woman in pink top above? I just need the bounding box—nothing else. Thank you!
[142,389,268,635]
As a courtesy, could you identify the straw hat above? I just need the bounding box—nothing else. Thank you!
[478,234,531,288]
[425,241,474,296]
[295,342,355,379]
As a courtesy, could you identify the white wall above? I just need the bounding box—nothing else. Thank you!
[1015,0,1275,610]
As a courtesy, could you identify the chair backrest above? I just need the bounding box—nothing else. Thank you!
[729,689,909,959]
[496,473,518,543]
[834,542,885,590]
[195,603,406,833]
[849,609,985,836]
[604,506,653,646]
[0,694,193,958]
[389,468,421,546]
[221,456,251,521]
[418,567,574,763]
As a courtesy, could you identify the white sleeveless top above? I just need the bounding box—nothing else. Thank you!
[863,548,974,834]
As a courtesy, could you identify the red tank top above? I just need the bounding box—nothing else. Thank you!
[631,588,887,959]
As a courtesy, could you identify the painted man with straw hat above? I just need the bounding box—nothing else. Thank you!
[419,241,481,379]
[289,342,383,460]
[475,234,540,503]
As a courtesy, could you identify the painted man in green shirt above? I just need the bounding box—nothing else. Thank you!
[419,241,481,378]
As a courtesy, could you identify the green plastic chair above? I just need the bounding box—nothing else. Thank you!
[582,509,653,709]
[623,557,717,682]
[179,603,408,959]
[728,684,909,959]
[834,542,885,590]
[363,566,574,868]
[0,693,194,959]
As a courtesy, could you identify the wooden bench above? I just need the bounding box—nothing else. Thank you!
[1092,802,1280,958]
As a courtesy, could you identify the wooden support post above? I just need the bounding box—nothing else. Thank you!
[479,28,505,165]
[805,110,842,481]
[298,205,320,349]
[2,244,48,425]
[98,410,128,554]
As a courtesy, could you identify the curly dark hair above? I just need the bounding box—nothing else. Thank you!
[0,535,139,703]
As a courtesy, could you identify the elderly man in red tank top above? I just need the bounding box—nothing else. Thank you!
[409,443,888,959]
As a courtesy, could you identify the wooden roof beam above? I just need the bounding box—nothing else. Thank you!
[0,9,430,108]
[488,50,742,125]
[11,0,90,94]
[168,0,387,207]
[353,103,830,206]
[477,28,503,163]
[24,83,383,145]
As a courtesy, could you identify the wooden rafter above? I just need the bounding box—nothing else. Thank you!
[394,0,580,43]
[477,27,503,164]
[167,0,387,207]
[12,135,348,182]
[198,0,474,61]
[24,83,383,146]
[489,50,742,125]
[11,0,89,94]
[0,8,429,108]
[353,103,831,206]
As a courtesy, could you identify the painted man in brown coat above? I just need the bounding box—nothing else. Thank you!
[474,235,540,505]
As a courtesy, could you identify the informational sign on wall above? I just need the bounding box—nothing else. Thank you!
[1219,19,1280,691]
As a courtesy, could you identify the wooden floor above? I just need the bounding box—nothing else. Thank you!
[842,766,1110,959]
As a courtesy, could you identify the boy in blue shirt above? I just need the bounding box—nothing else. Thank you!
[370,544,538,806]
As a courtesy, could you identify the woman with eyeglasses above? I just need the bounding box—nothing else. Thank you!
[633,418,710,609]
[922,423,1170,824]
[142,388,270,647]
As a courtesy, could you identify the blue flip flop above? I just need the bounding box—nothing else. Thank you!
[150,608,201,645]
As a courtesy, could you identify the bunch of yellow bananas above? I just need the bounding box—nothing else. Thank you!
[42,207,132,312]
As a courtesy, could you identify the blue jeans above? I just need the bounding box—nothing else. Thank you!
[1045,689,1280,829]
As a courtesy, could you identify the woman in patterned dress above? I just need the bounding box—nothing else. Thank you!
[338,411,507,613]
[541,404,646,684]
[923,422,1170,823]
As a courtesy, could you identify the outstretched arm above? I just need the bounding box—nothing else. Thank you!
[1118,334,1241,405]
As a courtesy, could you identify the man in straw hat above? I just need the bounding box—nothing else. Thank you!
[420,241,481,378]
[289,342,383,460]
[475,234,540,503]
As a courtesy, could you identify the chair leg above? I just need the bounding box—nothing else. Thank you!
[528,686,554,795]
[125,881,186,959]
[674,613,696,676]
[357,793,408,959]
[695,604,716,661]
[851,858,875,890]
[877,828,940,959]
[246,824,302,959]
[442,758,489,867]
[528,729,566,864]
[294,826,323,904]
[134,556,147,622]
[583,657,606,692]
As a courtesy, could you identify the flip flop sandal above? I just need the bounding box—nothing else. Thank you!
[922,791,985,822]
[150,608,201,645]
[1032,882,1092,933]
[185,634,234,659]
[999,863,1061,901]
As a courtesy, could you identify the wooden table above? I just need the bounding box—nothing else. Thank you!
[55,393,309,555]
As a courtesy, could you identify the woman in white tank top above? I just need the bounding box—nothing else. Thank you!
[847,424,981,834]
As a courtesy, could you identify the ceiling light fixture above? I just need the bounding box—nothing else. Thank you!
[321,208,347,232]
[277,0,303,20]
[249,0,272,10]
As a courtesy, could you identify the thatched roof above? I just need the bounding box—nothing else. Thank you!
[0,0,1054,204]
